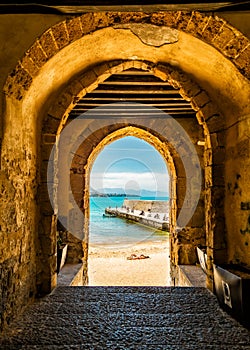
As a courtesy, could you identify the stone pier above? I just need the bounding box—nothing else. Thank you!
[105,199,169,231]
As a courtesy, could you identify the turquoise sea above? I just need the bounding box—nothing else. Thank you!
[89,196,169,248]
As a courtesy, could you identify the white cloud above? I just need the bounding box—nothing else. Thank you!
[91,171,169,192]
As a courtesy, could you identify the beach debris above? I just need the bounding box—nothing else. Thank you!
[127,253,150,260]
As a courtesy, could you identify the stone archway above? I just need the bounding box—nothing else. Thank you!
[76,125,177,251]
[83,126,176,284]
[41,59,219,291]
[1,12,250,330]
[59,100,203,270]
[66,109,205,281]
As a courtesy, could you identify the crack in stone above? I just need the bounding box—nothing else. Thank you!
[114,23,179,47]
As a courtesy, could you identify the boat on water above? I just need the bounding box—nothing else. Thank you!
[103,213,117,218]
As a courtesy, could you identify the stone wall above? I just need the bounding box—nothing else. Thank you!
[123,199,169,213]
[225,117,250,267]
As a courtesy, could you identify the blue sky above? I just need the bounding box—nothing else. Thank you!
[90,136,169,194]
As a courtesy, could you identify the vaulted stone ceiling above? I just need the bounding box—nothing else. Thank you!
[68,69,196,120]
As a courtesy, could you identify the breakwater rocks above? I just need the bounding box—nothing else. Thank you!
[105,199,169,231]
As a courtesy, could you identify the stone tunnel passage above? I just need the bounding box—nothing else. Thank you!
[87,135,171,286]
[1,8,250,333]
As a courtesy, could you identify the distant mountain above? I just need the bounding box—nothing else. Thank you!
[140,189,169,198]
[91,187,169,198]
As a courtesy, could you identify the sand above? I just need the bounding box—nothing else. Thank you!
[88,240,171,286]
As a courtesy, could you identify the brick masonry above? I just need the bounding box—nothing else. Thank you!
[4,11,250,101]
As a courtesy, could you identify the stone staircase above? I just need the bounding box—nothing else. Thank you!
[1,286,250,349]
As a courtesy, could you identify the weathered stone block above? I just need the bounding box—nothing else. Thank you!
[175,11,192,31]
[139,61,152,72]
[40,216,57,249]
[127,12,149,23]
[93,63,111,81]
[150,11,178,27]
[210,133,218,149]
[57,91,74,110]
[80,13,95,34]
[206,114,224,133]
[180,80,201,99]
[67,80,85,98]
[71,153,85,167]
[66,16,83,42]
[200,102,220,121]
[233,45,250,79]
[109,62,125,74]
[191,91,210,109]
[94,12,112,29]
[178,244,197,265]
[27,41,48,68]
[51,21,69,50]
[9,64,33,93]
[213,25,236,51]
[120,60,134,72]
[43,133,56,145]
[133,60,145,69]
[171,69,187,84]
[47,101,66,121]
[39,30,58,59]
[153,67,169,82]
[223,35,249,59]
[79,70,97,89]
[186,11,208,36]
[217,131,226,148]
[21,55,39,77]
[202,16,224,43]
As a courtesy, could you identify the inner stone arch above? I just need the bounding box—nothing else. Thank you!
[71,124,177,281]
[87,133,171,286]
[65,111,204,284]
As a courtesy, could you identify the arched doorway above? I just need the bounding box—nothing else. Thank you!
[66,115,203,285]
[88,135,170,286]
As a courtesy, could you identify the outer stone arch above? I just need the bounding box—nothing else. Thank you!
[4,11,250,102]
[2,12,250,299]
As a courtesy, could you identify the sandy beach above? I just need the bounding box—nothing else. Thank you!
[88,240,171,286]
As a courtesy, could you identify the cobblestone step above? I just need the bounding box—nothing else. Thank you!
[1,287,250,349]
